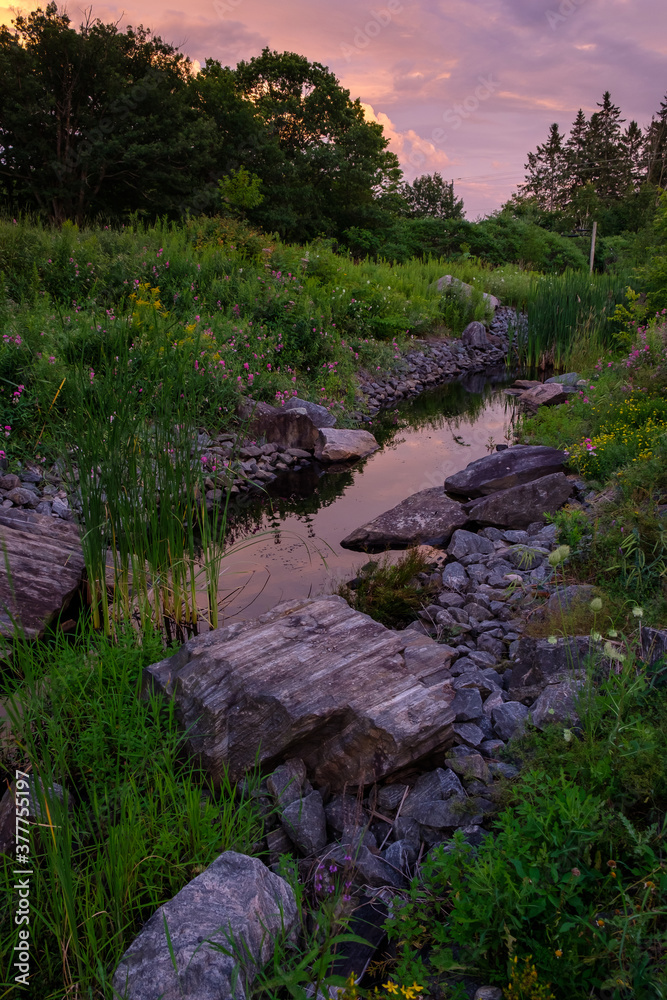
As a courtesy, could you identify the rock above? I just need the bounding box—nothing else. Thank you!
[0,776,66,857]
[328,843,407,889]
[530,678,584,730]
[408,796,467,829]
[505,545,548,570]
[314,429,378,463]
[518,384,569,409]
[545,584,596,617]
[266,760,306,808]
[0,473,21,490]
[237,398,282,437]
[642,627,667,667]
[281,397,337,428]
[451,688,483,721]
[479,739,505,758]
[281,792,328,855]
[442,562,470,593]
[445,445,568,499]
[264,411,320,451]
[325,794,370,834]
[113,852,297,1000]
[545,372,579,386]
[463,473,574,529]
[6,487,37,506]
[384,839,417,871]
[453,722,486,746]
[492,702,529,741]
[461,321,491,348]
[340,489,469,552]
[377,784,410,813]
[447,529,494,560]
[436,275,501,311]
[143,596,456,791]
[475,988,503,1000]
[509,636,593,703]
[444,753,490,784]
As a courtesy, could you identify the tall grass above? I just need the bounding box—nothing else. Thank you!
[0,626,266,998]
[519,270,627,368]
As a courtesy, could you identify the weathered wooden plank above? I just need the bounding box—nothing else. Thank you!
[0,509,85,637]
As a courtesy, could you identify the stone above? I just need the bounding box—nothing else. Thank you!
[544,372,579,386]
[453,722,486,746]
[461,321,491,348]
[113,852,297,1000]
[476,635,505,658]
[518,383,569,409]
[505,545,548,570]
[436,275,501,311]
[445,445,568,499]
[377,784,410,814]
[265,411,320,451]
[463,473,574,529]
[509,636,594,703]
[408,796,467,829]
[281,792,328,855]
[340,489,469,552]
[437,592,466,609]
[545,584,596,617]
[530,679,584,730]
[451,688,483,722]
[444,753,490,784]
[281,397,337,427]
[442,562,469,593]
[266,759,306,807]
[143,596,456,791]
[0,473,20,491]
[314,428,379,463]
[492,702,529,741]
[325,794,369,834]
[447,529,494,560]
[394,816,421,847]
[642,627,667,667]
[479,739,505,758]
[475,987,503,1000]
[328,843,407,889]
[0,776,66,857]
[384,839,417,871]
[488,762,519,780]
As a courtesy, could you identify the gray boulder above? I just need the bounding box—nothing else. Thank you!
[518,384,569,409]
[447,529,494,560]
[341,488,469,551]
[509,635,594,703]
[314,428,378,462]
[530,679,584,730]
[642,627,667,667]
[545,372,579,386]
[451,688,484,721]
[492,701,529,741]
[442,562,470,593]
[113,852,297,1000]
[545,584,596,617]
[143,596,456,791]
[463,473,573,529]
[266,760,305,808]
[281,792,328,855]
[282,397,337,427]
[445,445,568,499]
[461,321,491,348]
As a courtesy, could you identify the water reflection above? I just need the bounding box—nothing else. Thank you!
[217,372,519,622]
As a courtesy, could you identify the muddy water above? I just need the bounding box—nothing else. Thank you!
[217,369,520,622]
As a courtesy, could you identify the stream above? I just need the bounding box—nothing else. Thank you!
[217,367,521,622]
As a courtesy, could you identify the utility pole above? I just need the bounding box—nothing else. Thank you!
[589,220,598,274]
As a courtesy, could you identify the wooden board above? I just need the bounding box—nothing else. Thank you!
[0,509,85,637]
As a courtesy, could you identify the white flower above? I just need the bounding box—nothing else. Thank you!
[603,641,626,663]
[608,629,618,638]
[547,635,558,645]
[590,598,603,612]
[548,545,571,567]
[563,728,573,742]
[591,632,602,642]
[632,606,644,618]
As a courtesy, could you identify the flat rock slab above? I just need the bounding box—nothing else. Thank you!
[0,509,85,637]
[113,852,297,1000]
[282,396,337,428]
[314,428,379,462]
[445,445,568,499]
[340,488,469,551]
[462,473,573,529]
[143,595,456,790]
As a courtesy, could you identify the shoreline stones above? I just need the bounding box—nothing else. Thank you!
[341,489,469,551]
[444,445,569,498]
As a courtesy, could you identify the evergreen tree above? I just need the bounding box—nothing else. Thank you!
[585,91,627,201]
[623,120,646,192]
[521,122,567,211]
[564,109,591,194]
[646,92,667,188]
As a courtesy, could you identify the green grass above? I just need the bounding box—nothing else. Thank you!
[337,550,432,628]
[0,625,266,998]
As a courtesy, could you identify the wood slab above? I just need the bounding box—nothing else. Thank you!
[0,509,85,637]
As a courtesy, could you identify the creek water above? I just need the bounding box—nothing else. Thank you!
[217,367,521,622]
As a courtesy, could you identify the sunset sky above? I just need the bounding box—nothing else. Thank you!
[3,0,666,216]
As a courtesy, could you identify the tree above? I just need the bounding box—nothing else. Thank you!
[232,48,401,239]
[646,92,667,188]
[399,173,464,219]
[521,122,568,212]
[0,4,214,222]
[585,91,627,202]
[564,109,591,195]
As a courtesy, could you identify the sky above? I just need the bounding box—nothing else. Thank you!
[3,0,666,217]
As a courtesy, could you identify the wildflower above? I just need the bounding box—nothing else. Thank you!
[571,867,581,876]
[603,641,625,663]
[589,597,603,612]
[591,631,602,642]
[548,544,571,567]
[632,606,644,618]
[383,984,399,996]
[555,949,563,958]
[563,728,573,742]
[547,635,558,645]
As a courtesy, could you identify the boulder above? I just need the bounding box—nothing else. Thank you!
[113,852,297,1000]
[545,584,596,617]
[462,473,574,529]
[544,372,579,386]
[436,275,501,311]
[143,596,456,791]
[530,678,584,730]
[461,322,491,349]
[444,445,569,499]
[492,701,529,741]
[265,411,320,450]
[518,384,569,409]
[442,561,470,593]
[340,488,469,551]
[642,627,667,668]
[282,397,337,428]
[314,428,379,463]
[509,636,594,703]
[446,529,494,560]
[281,792,328,855]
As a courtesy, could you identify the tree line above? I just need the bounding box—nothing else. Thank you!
[515,90,667,228]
